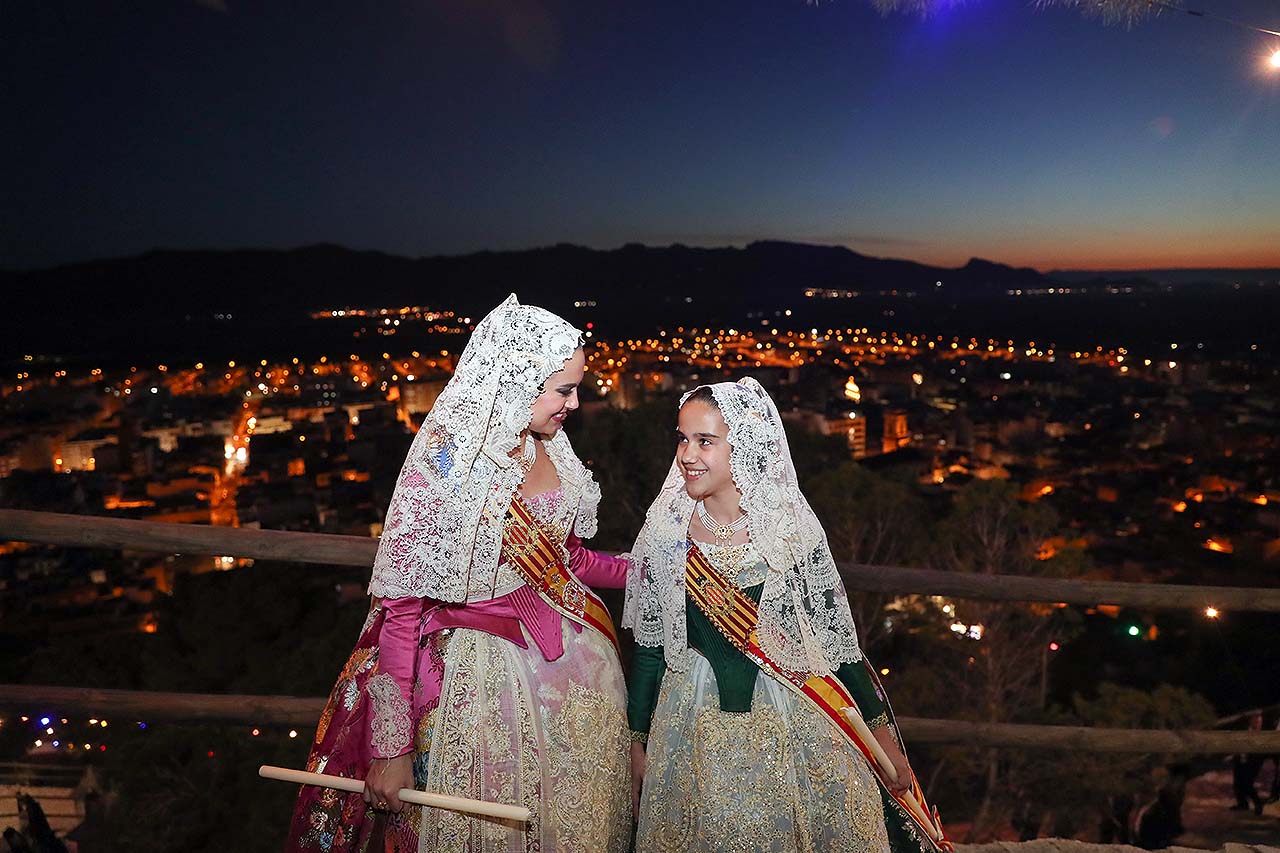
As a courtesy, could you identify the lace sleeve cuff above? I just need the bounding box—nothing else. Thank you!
[367,672,414,758]
[866,711,890,730]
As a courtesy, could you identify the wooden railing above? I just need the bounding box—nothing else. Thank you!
[5,509,1280,611]
[4,509,1280,753]
[4,684,1280,754]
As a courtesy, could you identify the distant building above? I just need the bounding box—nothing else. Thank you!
[343,400,387,426]
[251,414,293,435]
[140,424,182,453]
[882,409,909,454]
[61,428,119,472]
[15,433,58,472]
[0,439,21,478]
[399,378,448,416]
[780,407,869,461]
[847,414,868,460]
[140,417,237,452]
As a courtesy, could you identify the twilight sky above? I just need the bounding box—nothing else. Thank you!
[3,0,1278,271]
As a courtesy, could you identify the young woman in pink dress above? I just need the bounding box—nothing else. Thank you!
[285,294,631,853]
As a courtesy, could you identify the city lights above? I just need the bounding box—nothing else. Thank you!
[8,284,1278,801]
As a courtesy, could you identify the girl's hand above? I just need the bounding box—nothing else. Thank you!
[873,726,914,796]
[630,740,648,820]
[364,754,414,814]
[887,748,914,796]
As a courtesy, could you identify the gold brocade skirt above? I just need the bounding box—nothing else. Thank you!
[635,653,891,853]
[418,622,631,853]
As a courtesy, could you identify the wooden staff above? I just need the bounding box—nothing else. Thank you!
[259,765,532,823]
[840,709,945,843]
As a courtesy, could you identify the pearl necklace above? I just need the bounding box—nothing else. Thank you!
[696,501,748,544]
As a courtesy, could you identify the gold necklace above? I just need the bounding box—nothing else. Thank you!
[516,436,536,474]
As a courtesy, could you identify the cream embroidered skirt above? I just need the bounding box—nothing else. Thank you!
[635,653,892,853]
[419,622,630,853]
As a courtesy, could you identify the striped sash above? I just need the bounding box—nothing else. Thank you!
[685,542,952,852]
[500,496,621,657]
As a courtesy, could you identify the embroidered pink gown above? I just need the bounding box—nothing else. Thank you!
[285,488,631,853]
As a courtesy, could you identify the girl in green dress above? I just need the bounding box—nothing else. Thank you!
[623,378,949,853]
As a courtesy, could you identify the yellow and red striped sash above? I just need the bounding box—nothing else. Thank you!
[685,542,952,852]
[500,496,621,657]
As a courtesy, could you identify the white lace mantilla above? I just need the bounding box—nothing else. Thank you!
[367,294,601,602]
[366,672,413,758]
[623,377,861,676]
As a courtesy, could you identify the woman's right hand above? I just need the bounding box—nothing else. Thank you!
[630,740,647,820]
[364,754,414,815]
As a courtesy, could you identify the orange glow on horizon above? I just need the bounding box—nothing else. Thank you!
[896,236,1280,274]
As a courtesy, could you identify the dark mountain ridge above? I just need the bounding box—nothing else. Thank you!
[1,241,1050,325]
[4,242,1279,363]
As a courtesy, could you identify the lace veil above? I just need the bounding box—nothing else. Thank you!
[623,377,862,675]
[368,293,601,602]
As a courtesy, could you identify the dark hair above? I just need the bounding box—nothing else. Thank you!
[682,386,718,409]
